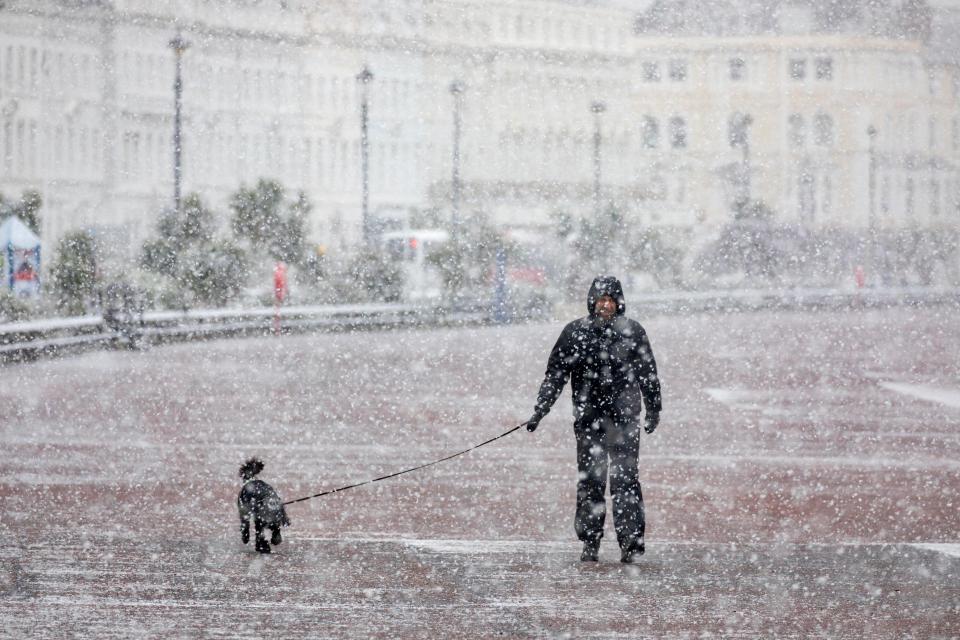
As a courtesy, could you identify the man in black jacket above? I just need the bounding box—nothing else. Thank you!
[525,275,661,563]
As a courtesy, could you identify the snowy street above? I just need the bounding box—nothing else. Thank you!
[1,306,959,637]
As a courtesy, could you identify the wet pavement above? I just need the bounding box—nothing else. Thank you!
[1,306,958,637]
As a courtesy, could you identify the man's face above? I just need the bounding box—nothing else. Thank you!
[594,294,617,321]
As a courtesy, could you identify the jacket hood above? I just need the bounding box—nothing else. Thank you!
[587,275,625,317]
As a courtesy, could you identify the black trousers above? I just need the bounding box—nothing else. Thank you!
[574,412,644,550]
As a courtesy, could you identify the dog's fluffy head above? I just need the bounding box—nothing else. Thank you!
[239,457,265,481]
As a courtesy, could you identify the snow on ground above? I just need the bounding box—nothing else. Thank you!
[880,381,960,409]
[1,306,958,637]
[912,543,960,558]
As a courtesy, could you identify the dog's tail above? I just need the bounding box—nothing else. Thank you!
[239,457,265,481]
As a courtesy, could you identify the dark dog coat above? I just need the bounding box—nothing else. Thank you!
[237,458,291,553]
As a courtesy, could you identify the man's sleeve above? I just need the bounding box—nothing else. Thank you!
[636,328,662,413]
[533,325,573,417]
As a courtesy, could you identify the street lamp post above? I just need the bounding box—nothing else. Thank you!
[730,112,753,212]
[867,125,878,284]
[169,32,189,213]
[449,80,465,240]
[590,101,607,272]
[590,101,606,224]
[357,65,374,244]
[742,114,753,208]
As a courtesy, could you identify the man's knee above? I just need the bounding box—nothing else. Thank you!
[609,457,639,489]
[610,477,640,499]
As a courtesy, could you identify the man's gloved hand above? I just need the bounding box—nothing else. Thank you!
[644,412,660,434]
[525,413,543,432]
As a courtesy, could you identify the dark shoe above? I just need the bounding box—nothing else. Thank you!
[580,539,600,562]
[620,541,645,563]
[271,528,282,546]
[255,538,271,554]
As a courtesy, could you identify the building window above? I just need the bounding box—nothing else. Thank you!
[641,116,659,148]
[669,59,687,81]
[3,46,11,88]
[2,121,11,173]
[729,57,746,81]
[642,61,661,82]
[17,46,25,88]
[144,132,154,177]
[14,121,24,175]
[905,178,915,217]
[26,120,36,177]
[815,57,833,80]
[881,177,890,216]
[924,67,934,95]
[790,58,806,80]
[813,113,833,146]
[29,48,38,92]
[3,46,13,88]
[822,175,832,216]
[669,116,686,148]
[799,169,815,222]
[788,114,805,146]
[728,112,752,148]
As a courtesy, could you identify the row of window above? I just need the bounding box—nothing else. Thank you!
[788,113,834,147]
[881,114,960,154]
[174,63,423,118]
[118,128,420,195]
[791,169,960,223]
[495,12,623,49]
[877,176,960,219]
[0,118,103,179]
[0,42,427,117]
[497,110,960,158]
[638,113,832,150]
[788,57,834,81]
[639,116,686,149]
[0,43,98,95]
[639,56,834,83]
[11,114,959,188]
[638,54,960,97]
[491,112,834,152]
[352,6,625,51]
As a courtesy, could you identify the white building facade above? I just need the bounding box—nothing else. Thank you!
[629,32,960,233]
[0,0,957,265]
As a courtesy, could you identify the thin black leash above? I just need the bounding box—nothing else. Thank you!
[282,424,523,506]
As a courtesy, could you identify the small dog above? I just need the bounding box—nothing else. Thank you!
[237,458,291,554]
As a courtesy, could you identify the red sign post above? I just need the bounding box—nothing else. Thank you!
[854,265,866,289]
[273,262,287,336]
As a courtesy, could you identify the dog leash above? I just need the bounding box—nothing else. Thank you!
[282,424,523,506]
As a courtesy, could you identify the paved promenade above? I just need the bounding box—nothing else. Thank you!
[1,306,958,637]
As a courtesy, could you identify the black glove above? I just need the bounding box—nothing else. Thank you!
[525,413,543,432]
[644,412,660,434]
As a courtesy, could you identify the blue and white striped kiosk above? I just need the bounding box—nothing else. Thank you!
[0,216,41,297]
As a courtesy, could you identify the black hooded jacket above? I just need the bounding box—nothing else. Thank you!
[533,276,661,422]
